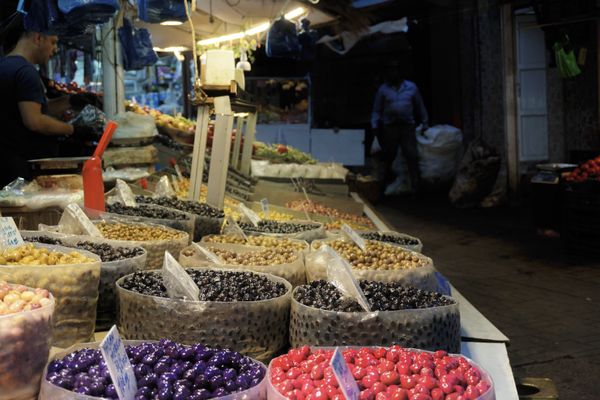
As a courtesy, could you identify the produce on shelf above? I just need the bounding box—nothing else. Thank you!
[253,142,316,164]
[46,79,87,95]
[0,281,54,400]
[116,269,292,360]
[0,244,101,347]
[286,199,375,229]
[564,155,600,182]
[268,346,493,400]
[126,100,195,133]
[40,339,267,399]
[202,235,308,252]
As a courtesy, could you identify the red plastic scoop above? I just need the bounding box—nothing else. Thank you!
[82,121,118,211]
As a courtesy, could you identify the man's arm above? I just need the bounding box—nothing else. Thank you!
[47,96,71,118]
[413,87,429,128]
[371,86,384,129]
[18,101,74,136]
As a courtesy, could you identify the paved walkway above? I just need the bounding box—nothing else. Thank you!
[376,196,600,400]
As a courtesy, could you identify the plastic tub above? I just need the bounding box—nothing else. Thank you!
[266,347,495,400]
[307,238,438,292]
[289,287,460,353]
[116,269,292,362]
[180,242,306,287]
[0,286,55,400]
[0,244,100,347]
[39,341,268,400]
[94,220,189,270]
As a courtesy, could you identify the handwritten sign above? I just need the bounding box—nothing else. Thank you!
[341,224,367,252]
[238,203,261,227]
[330,348,360,400]
[324,245,371,312]
[260,198,269,219]
[0,218,23,249]
[99,325,137,400]
[162,251,200,301]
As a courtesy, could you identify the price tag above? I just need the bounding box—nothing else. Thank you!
[99,325,137,400]
[162,251,200,301]
[115,179,137,207]
[341,224,367,252]
[223,216,248,242]
[0,217,24,249]
[260,198,269,219]
[63,204,103,237]
[323,245,371,312]
[193,242,222,264]
[330,347,360,400]
[238,203,261,227]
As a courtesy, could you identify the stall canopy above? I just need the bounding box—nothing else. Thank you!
[142,0,335,51]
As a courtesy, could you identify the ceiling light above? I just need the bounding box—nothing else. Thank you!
[160,20,184,26]
[284,7,306,20]
[236,50,251,71]
[153,46,189,52]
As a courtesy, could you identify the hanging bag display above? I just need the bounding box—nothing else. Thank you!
[118,18,158,71]
[266,17,301,58]
[137,0,188,24]
[57,0,119,24]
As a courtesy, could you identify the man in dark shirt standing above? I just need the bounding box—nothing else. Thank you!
[0,13,75,186]
[372,62,428,195]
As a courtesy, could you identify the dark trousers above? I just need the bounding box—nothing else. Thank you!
[378,123,420,191]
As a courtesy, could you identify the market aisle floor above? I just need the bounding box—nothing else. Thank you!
[376,195,600,400]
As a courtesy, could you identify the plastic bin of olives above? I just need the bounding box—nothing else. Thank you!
[289,280,460,353]
[0,281,55,400]
[180,242,306,287]
[21,231,148,330]
[136,195,225,241]
[0,243,100,347]
[94,221,189,270]
[237,220,326,242]
[116,268,292,361]
[307,238,438,292]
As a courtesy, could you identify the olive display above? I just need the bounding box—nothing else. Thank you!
[0,243,97,266]
[202,235,307,252]
[360,232,420,247]
[26,236,145,262]
[96,222,185,241]
[107,203,190,220]
[238,220,321,235]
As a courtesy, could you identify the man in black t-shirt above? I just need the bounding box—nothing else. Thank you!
[0,14,75,186]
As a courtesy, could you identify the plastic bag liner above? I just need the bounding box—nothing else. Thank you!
[116,268,292,362]
[20,230,148,329]
[39,341,268,400]
[0,243,100,347]
[239,220,326,243]
[93,204,196,243]
[154,175,176,198]
[266,347,495,400]
[417,125,464,184]
[307,239,438,292]
[179,242,306,287]
[118,18,158,71]
[135,196,224,242]
[0,286,54,400]
[289,288,460,353]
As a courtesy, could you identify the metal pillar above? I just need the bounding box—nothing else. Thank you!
[230,116,245,170]
[189,104,211,202]
[206,96,234,208]
[101,18,125,119]
[239,112,257,176]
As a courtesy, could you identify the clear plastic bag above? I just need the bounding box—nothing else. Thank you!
[266,347,495,400]
[179,242,306,287]
[39,341,268,400]
[118,18,158,71]
[116,268,292,362]
[0,286,54,400]
[307,239,438,292]
[0,244,100,347]
[289,288,460,352]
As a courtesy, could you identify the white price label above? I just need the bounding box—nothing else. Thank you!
[330,348,360,400]
[0,217,23,249]
[238,203,261,227]
[99,325,137,400]
[65,204,103,237]
[341,224,367,252]
[116,179,137,207]
[162,251,200,301]
[193,243,222,264]
[323,245,371,312]
[260,198,269,219]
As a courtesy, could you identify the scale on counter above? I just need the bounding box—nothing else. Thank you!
[28,156,90,176]
[531,163,577,185]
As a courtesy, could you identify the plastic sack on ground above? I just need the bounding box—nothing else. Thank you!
[289,288,461,353]
[449,139,501,208]
[385,149,412,195]
[0,243,100,347]
[417,125,463,184]
[179,242,306,287]
[116,268,292,362]
[112,111,157,139]
[307,239,438,292]
[118,18,158,71]
[39,341,268,400]
[0,285,54,400]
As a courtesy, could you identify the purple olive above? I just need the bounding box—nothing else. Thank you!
[209,374,224,390]
[189,388,211,400]
[156,387,173,400]
[212,387,228,397]
[173,386,191,400]
[194,374,208,389]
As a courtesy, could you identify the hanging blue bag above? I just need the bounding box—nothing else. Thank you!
[57,0,119,25]
[137,0,188,24]
[266,17,301,58]
[21,0,62,33]
[118,18,158,71]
